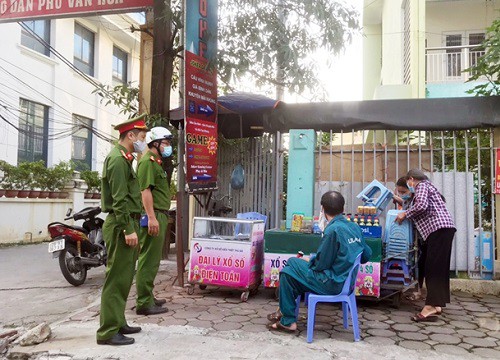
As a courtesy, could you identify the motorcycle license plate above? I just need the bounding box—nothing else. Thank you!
[48,239,65,253]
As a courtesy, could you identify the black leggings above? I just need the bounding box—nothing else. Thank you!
[424,227,456,307]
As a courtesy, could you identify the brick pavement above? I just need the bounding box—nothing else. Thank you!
[75,261,500,358]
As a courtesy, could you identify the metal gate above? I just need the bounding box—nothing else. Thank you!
[194,133,280,229]
[315,128,496,277]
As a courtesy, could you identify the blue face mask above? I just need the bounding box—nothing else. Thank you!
[401,194,411,201]
[161,145,173,158]
[407,182,415,193]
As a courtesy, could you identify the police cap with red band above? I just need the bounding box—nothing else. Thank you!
[113,113,149,134]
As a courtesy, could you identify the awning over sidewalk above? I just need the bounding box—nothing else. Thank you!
[265,96,500,132]
[169,92,281,138]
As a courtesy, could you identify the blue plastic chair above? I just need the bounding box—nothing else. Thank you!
[296,253,362,343]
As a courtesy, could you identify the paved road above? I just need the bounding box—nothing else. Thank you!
[0,243,104,328]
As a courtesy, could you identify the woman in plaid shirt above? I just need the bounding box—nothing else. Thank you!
[395,169,456,322]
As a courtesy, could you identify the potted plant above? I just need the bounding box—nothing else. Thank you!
[52,161,74,199]
[44,161,73,199]
[0,160,8,197]
[16,162,36,198]
[1,162,19,198]
[81,170,101,199]
[30,160,49,199]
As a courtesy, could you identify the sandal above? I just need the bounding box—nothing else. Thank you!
[411,313,438,322]
[267,310,282,322]
[267,321,297,333]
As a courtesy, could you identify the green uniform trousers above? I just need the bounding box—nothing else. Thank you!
[279,258,343,327]
[136,211,167,310]
[96,214,139,341]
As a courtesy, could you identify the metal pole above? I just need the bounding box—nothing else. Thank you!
[477,130,483,279]
[452,131,458,276]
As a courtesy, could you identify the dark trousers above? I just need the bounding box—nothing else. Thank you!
[418,236,426,289]
[424,227,456,307]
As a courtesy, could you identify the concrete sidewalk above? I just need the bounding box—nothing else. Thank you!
[8,260,500,359]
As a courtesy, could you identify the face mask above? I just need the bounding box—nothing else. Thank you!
[401,194,411,201]
[406,182,415,193]
[133,139,147,153]
[161,145,173,158]
[318,209,328,232]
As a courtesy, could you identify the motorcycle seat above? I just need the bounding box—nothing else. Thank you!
[48,222,88,234]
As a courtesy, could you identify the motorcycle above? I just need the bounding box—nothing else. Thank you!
[47,206,106,286]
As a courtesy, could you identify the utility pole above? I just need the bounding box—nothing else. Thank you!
[150,0,186,286]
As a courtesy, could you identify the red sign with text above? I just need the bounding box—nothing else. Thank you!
[0,0,153,22]
[185,118,218,187]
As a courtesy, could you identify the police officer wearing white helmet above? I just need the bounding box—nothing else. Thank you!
[135,126,173,315]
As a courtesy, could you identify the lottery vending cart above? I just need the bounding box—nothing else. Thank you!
[187,217,265,302]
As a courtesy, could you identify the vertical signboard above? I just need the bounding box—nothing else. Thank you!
[184,0,218,192]
[496,149,500,194]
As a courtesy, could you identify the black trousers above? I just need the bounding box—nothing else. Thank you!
[424,227,456,307]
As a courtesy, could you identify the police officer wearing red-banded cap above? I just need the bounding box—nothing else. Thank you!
[96,114,148,346]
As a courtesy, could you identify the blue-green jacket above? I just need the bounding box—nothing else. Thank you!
[281,214,372,295]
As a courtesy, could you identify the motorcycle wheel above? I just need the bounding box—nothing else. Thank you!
[59,245,87,286]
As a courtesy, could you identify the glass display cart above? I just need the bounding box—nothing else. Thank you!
[187,217,265,301]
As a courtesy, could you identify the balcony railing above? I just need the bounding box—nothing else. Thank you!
[426,45,486,83]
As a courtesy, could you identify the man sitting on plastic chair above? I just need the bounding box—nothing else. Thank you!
[267,191,372,333]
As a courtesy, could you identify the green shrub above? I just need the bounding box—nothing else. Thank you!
[80,170,101,193]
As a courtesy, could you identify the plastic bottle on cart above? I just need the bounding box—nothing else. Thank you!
[353,216,358,224]
[359,216,365,226]
[346,214,351,221]
[312,217,322,234]
[366,216,372,226]
[373,218,380,226]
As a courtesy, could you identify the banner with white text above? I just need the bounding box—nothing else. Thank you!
[0,0,153,23]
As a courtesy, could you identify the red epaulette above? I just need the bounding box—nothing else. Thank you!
[120,150,134,161]
[150,155,162,165]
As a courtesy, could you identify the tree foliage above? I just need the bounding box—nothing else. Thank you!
[465,18,500,96]
[218,0,359,97]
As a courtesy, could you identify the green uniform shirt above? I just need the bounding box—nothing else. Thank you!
[137,150,171,211]
[308,214,372,285]
[101,144,142,235]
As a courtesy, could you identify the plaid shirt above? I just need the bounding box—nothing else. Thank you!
[405,180,455,240]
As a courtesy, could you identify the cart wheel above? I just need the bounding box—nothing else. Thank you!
[241,291,250,302]
[391,292,402,309]
[199,284,207,290]
[187,286,195,295]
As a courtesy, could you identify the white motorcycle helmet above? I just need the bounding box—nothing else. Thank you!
[146,126,173,145]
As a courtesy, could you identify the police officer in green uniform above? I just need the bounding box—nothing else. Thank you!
[267,191,372,333]
[135,127,173,315]
[96,115,148,346]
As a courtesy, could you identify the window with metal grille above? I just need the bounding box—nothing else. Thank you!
[71,114,93,171]
[74,23,95,76]
[17,99,48,163]
[112,46,128,85]
[446,34,462,77]
[21,20,51,56]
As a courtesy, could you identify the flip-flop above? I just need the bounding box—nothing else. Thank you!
[267,321,297,333]
[267,311,282,322]
[411,313,438,322]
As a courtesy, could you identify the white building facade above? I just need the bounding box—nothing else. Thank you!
[362,0,499,100]
[0,14,141,172]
